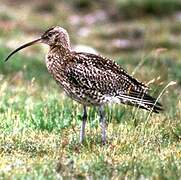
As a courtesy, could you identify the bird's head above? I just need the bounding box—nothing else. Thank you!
[41,26,70,47]
[5,26,70,62]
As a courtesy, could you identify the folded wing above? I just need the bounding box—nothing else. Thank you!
[66,52,163,113]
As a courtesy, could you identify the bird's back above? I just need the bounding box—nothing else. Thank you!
[70,52,148,93]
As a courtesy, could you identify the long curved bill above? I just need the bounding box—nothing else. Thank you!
[4,38,42,62]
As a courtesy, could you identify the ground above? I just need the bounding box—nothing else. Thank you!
[0,1,181,179]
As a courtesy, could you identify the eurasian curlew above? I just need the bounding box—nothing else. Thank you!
[5,26,163,144]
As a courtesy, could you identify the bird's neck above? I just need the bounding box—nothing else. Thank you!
[46,44,72,83]
[46,45,72,72]
[49,45,71,56]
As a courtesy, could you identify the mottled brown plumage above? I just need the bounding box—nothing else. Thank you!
[5,26,163,144]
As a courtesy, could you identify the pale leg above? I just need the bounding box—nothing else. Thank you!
[99,105,106,144]
[80,106,87,143]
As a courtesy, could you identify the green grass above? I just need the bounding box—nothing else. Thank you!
[70,0,181,19]
[116,0,181,17]
[0,48,180,179]
[0,1,181,179]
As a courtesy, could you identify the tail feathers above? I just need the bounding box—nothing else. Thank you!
[118,92,163,113]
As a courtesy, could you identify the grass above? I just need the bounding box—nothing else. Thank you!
[116,0,181,18]
[70,0,181,16]
[0,1,181,179]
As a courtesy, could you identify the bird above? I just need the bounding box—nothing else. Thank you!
[5,26,163,144]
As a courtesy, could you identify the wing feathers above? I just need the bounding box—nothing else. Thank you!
[117,90,163,113]
[68,52,163,113]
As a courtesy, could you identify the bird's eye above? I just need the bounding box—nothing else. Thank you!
[48,32,53,37]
